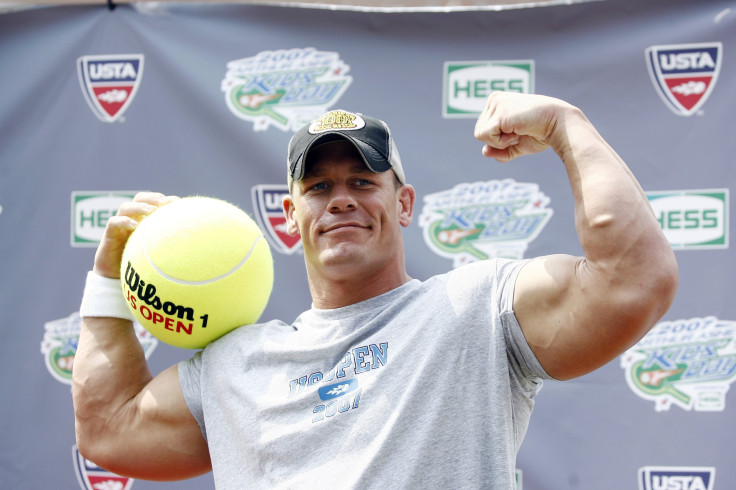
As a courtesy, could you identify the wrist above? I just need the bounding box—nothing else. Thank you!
[79,271,135,321]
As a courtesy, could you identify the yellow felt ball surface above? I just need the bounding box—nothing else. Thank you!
[120,196,274,349]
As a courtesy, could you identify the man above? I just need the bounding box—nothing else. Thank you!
[73,92,678,488]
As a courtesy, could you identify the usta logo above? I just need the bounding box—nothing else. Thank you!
[658,52,716,71]
[650,476,708,490]
[88,62,138,80]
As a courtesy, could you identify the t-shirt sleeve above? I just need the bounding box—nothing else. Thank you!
[495,258,553,381]
[178,352,208,441]
[447,258,551,381]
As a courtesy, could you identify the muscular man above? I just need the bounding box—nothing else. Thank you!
[72,92,677,488]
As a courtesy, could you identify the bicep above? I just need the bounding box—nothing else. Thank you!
[513,254,650,380]
[91,365,211,480]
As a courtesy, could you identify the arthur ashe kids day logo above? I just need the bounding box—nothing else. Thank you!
[221,48,352,132]
[77,54,144,123]
[40,312,157,386]
[645,42,722,116]
[419,179,553,267]
[621,316,736,412]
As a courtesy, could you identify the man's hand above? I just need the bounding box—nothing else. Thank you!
[93,192,178,279]
[473,92,576,163]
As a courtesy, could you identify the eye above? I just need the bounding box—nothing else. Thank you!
[353,178,374,187]
[309,181,330,191]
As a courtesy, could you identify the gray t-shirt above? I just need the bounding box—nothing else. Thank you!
[179,258,550,489]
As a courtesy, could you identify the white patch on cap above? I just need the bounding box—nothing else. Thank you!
[308,110,365,135]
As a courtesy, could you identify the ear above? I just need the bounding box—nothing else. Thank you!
[397,184,415,228]
[282,194,300,236]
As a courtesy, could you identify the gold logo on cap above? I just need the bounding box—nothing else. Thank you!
[309,110,365,134]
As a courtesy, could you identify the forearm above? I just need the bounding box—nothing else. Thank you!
[552,106,678,334]
[72,316,154,455]
[554,107,670,268]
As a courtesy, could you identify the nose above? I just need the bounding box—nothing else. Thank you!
[328,183,357,213]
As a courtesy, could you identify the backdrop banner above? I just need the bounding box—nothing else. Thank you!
[0,0,733,488]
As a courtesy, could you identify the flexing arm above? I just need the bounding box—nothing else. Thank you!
[72,192,212,479]
[475,92,678,380]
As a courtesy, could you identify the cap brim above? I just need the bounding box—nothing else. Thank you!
[292,132,392,181]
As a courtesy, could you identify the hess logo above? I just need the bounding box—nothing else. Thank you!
[647,189,728,250]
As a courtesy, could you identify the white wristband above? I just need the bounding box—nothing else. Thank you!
[79,271,135,321]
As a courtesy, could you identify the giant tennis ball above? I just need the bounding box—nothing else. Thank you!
[120,196,273,349]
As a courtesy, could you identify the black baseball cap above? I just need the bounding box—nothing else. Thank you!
[287,109,406,188]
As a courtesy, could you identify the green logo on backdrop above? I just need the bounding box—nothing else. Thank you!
[443,60,534,118]
[647,189,728,249]
[71,191,137,247]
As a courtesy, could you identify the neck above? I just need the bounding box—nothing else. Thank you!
[306,262,412,309]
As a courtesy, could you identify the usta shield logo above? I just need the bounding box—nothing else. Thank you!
[77,54,144,123]
[638,466,715,490]
[645,43,722,116]
[251,184,302,255]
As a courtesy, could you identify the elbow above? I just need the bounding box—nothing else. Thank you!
[75,422,130,478]
[73,407,107,471]
[74,424,109,473]
[75,432,98,468]
[72,382,117,473]
[652,247,679,314]
[629,249,679,331]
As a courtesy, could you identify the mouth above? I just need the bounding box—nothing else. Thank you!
[321,222,368,234]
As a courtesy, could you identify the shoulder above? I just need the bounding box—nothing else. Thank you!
[199,319,295,357]
[445,258,530,294]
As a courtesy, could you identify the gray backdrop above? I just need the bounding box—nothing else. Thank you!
[1,0,734,488]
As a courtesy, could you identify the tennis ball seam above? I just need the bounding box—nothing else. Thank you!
[142,235,264,286]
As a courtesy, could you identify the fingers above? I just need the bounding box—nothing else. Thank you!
[473,94,521,159]
[92,192,179,278]
[133,191,179,206]
[474,92,554,162]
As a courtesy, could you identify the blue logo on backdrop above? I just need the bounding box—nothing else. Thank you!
[645,42,722,116]
[638,466,715,490]
[251,184,302,255]
[77,54,145,123]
